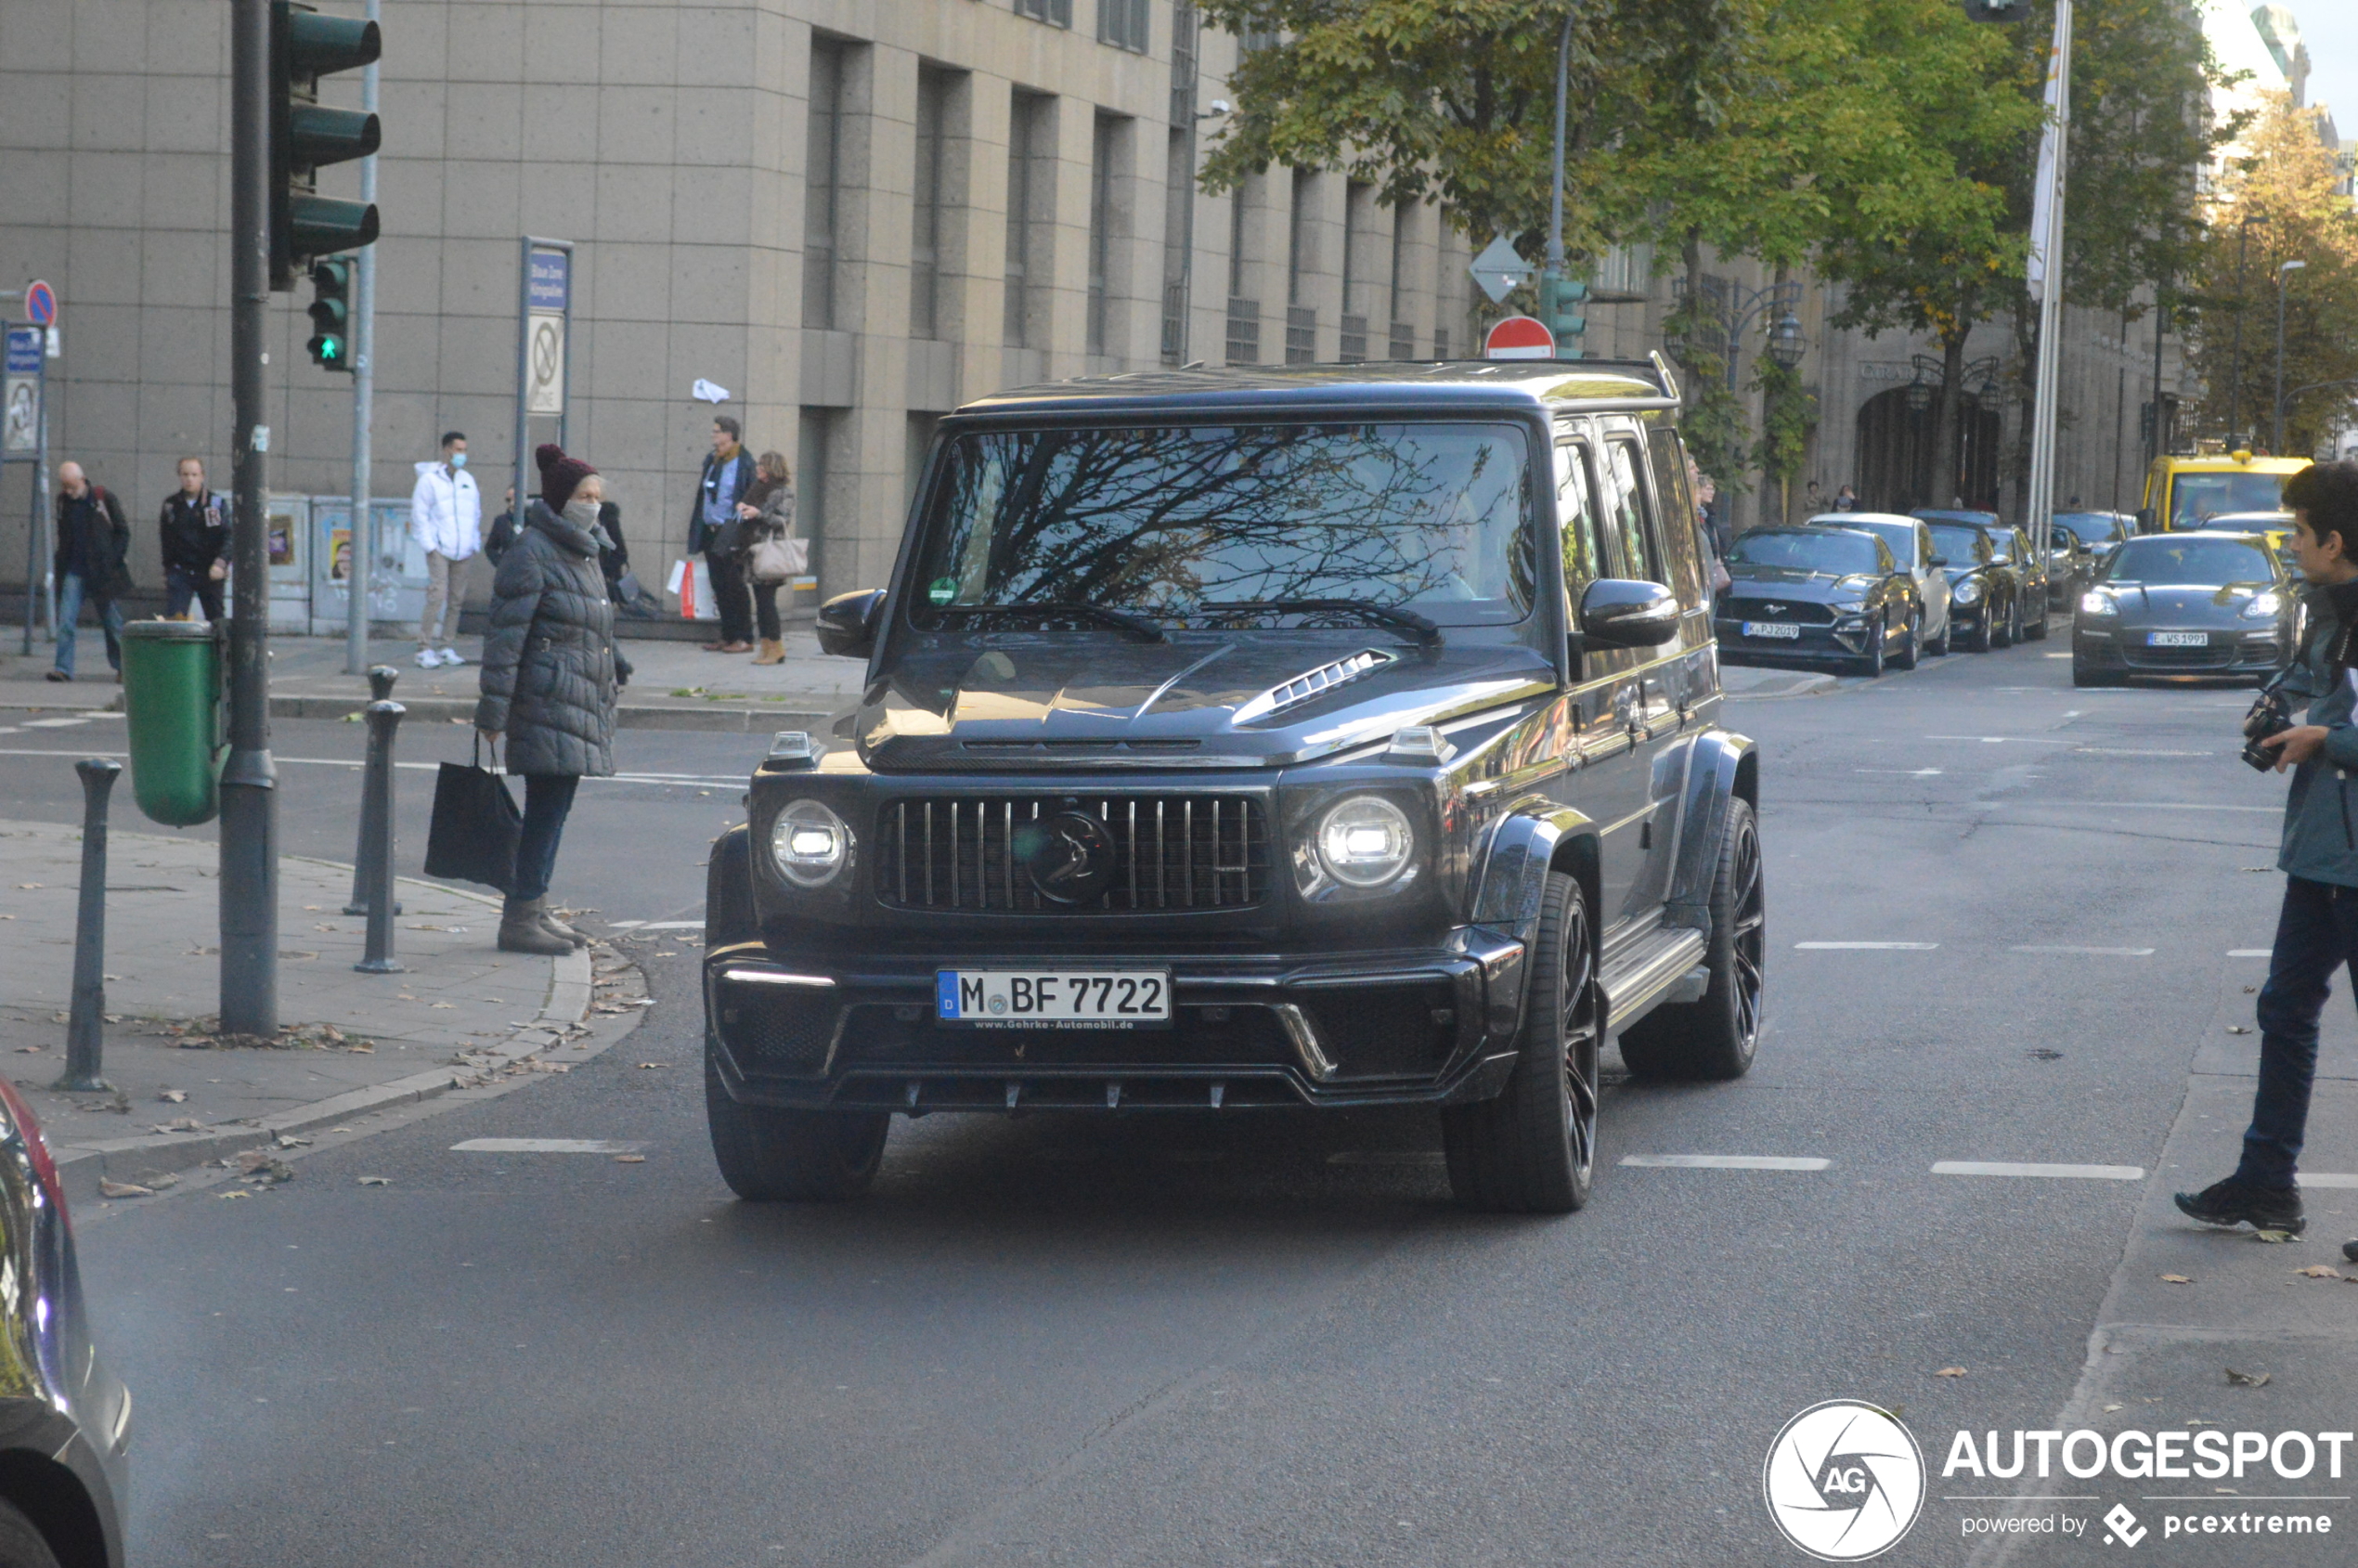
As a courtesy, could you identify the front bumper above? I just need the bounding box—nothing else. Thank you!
[2073,625,2286,675]
[1712,616,1880,665]
[705,929,1527,1112]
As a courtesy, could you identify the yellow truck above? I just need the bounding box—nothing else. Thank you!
[2139,449,2307,535]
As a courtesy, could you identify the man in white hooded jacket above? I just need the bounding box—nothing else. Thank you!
[410,430,482,667]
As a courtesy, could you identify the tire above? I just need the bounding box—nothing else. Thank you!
[1892,610,1922,670]
[2026,590,2051,640]
[1620,797,1765,1082]
[706,1055,888,1201]
[0,1500,62,1568]
[1926,609,1951,657]
[1965,603,1993,654]
[1992,596,2016,648]
[1854,617,1886,678]
[1442,870,1600,1214]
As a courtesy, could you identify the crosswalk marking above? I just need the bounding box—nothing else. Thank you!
[1619,1155,1830,1172]
[2008,945,2155,956]
[1794,941,1937,951]
[2228,949,2272,957]
[2298,1173,2358,1188]
[1931,1160,2144,1181]
[451,1138,647,1154]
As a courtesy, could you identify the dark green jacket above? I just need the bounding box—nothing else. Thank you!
[2276,581,2358,886]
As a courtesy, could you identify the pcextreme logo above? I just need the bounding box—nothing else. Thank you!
[1764,1401,1927,1561]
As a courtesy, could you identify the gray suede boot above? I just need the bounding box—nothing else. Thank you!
[535,900,591,948]
[499,896,572,955]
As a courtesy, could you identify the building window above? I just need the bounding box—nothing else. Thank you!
[1160,4,1200,364]
[1088,115,1127,356]
[1100,0,1148,52]
[803,39,848,330]
[1388,201,1414,358]
[1224,181,1258,366]
[1169,1,1198,124]
[1285,169,1315,364]
[1015,0,1073,27]
[1339,180,1369,362]
[912,69,954,340]
[1005,90,1051,349]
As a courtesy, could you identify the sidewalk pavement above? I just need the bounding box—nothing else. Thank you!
[3,628,862,734]
[0,817,650,1202]
[1719,663,1843,699]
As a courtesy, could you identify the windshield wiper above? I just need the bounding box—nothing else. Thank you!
[1199,599,1445,650]
[943,602,1168,642]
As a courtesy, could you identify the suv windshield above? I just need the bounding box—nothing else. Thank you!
[1727,531,1884,575]
[909,422,1535,627]
[2171,472,2287,528]
[1925,525,1987,565]
[2105,537,2276,586]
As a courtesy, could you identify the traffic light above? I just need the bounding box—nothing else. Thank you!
[1536,272,1588,358]
[306,256,354,371]
[1959,1,2032,20]
[271,1,382,291]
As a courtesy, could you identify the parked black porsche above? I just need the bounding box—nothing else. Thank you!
[2072,530,2298,686]
[1921,520,2023,653]
[0,1081,129,1568]
[1715,525,1921,675]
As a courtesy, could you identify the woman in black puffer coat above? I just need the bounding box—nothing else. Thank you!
[475,443,631,953]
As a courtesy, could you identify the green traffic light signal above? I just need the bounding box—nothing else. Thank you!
[271,3,382,290]
[1959,0,2031,20]
[1537,273,1588,356]
[306,255,355,371]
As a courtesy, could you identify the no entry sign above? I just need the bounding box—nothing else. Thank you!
[1483,316,1557,360]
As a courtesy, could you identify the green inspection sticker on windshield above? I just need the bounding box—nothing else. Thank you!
[928,577,958,604]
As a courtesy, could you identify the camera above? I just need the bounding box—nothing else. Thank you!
[2243,687,2294,771]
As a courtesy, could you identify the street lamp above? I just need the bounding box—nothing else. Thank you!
[2274,257,2307,454]
[1767,311,1807,371]
[2227,214,2271,446]
[1906,375,1934,414]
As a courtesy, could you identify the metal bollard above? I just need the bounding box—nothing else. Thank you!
[355,700,407,975]
[343,666,405,917]
[55,759,122,1093]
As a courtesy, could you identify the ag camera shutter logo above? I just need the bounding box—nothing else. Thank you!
[1764,1400,1926,1561]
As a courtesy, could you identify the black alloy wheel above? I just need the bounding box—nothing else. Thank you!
[1892,608,1922,670]
[1443,870,1600,1213]
[706,1052,891,1201]
[1965,596,1994,653]
[1925,603,1951,657]
[1622,796,1765,1081]
[1992,595,2015,648]
[2026,588,2051,640]
[1855,614,1886,678]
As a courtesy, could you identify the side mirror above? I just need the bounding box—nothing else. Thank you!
[1927,556,1948,568]
[816,589,886,658]
[1579,578,1680,647]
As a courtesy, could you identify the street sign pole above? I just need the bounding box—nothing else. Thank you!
[2023,0,2071,575]
[345,0,382,677]
[4,320,40,656]
[222,0,279,1038]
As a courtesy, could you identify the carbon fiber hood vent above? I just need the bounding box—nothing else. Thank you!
[1232,649,1398,724]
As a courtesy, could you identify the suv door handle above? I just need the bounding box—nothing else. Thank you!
[1613,689,1639,727]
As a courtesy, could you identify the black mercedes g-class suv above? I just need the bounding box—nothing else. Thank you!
[703,357,1763,1214]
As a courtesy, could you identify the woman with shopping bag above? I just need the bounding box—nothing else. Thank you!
[473,443,631,954]
[734,449,805,666]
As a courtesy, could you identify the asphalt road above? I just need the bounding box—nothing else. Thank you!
[36,631,2358,1567]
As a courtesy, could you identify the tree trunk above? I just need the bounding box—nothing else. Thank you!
[1930,329,1966,511]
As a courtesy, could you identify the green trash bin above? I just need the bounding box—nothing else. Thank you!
[121,619,225,827]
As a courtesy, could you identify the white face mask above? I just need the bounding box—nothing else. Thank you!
[449,451,468,469]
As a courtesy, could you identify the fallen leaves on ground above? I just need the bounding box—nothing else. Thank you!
[2296,1264,2344,1279]
[235,1150,295,1186]
[2160,1274,2194,1284]
[2227,1025,2254,1035]
[217,1189,252,1199]
[635,1062,670,1069]
[356,1176,392,1186]
[12,1046,40,1055]
[1935,1367,1968,1378]
[614,1154,645,1163]
[152,1116,207,1134]
[98,1179,154,1199]
[2226,1368,2272,1387]
[158,1089,187,1103]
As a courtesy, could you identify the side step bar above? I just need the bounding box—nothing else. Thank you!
[1600,922,1708,1035]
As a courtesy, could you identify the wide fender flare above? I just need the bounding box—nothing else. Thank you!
[1665,729,1756,932]
[706,823,758,947]
[1470,802,1598,949]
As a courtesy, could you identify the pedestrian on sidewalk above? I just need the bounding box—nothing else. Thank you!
[410,431,482,669]
[1832,484,1859,512]
[46,462,132,683]
[736,450,798,666]
[158,457,230,622]
[475,443,630,956]
[689,416,757,654]
[484,486,518,566]
[2176,461,2358,1253]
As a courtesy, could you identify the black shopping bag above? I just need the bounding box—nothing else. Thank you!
[424,740,519,892]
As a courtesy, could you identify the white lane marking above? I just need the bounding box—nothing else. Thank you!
[633,920,705,930]
[0,747,742,787]
[451,1138,647,1154]
[1993,800,2277,814]
[608,920,646,929]
[2072,748,2215,758]
[1931,1160,2144,1181]
[1854,768,1944,776]
[2228,949,2272,957]
[1925,734,2068,744]
[1794,941,1937,951]
[2043,652,2072,658]
[19,717,89,728]
[2298,1173,2358,1188]
[2008,945,2155,956]
[1619,1154,1831,1172]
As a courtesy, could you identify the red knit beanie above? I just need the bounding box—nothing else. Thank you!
[536,442,596,512]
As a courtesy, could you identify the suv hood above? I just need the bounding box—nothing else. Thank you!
[852,635,1557,771]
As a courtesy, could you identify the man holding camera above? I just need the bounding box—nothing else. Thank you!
[2177,461,2358,1248]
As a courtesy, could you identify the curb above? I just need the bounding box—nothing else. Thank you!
[267,693,836,732]
[49,941,608,1203]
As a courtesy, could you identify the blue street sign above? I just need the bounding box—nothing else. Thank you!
[5,329,40,375]
[526,250,569,312]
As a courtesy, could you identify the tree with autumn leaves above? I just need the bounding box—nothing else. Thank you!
[1198,0,2222,502]
[2187,92,2358,458]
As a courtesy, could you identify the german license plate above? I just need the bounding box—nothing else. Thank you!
[936,969,1172,1029]
[2148,630,2209,647]
[1742,621,1802,640]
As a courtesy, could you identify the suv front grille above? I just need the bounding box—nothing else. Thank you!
[1721,596,1835,626]
[877,796,1272,913]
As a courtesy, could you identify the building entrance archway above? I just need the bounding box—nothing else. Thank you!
[1854,387,2002,512]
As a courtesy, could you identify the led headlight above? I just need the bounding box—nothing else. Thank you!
[2079,590,2118,616]
[1952,578,1983,606]
[1315,796,1415,888]
[2242,590,2283,619]
[770,798,851,888]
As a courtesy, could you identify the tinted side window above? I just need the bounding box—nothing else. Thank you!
[1642,424,1704,600]
[1602,439,1662,583]
[1555,441,1603,596]
[1916,525,1935,567]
